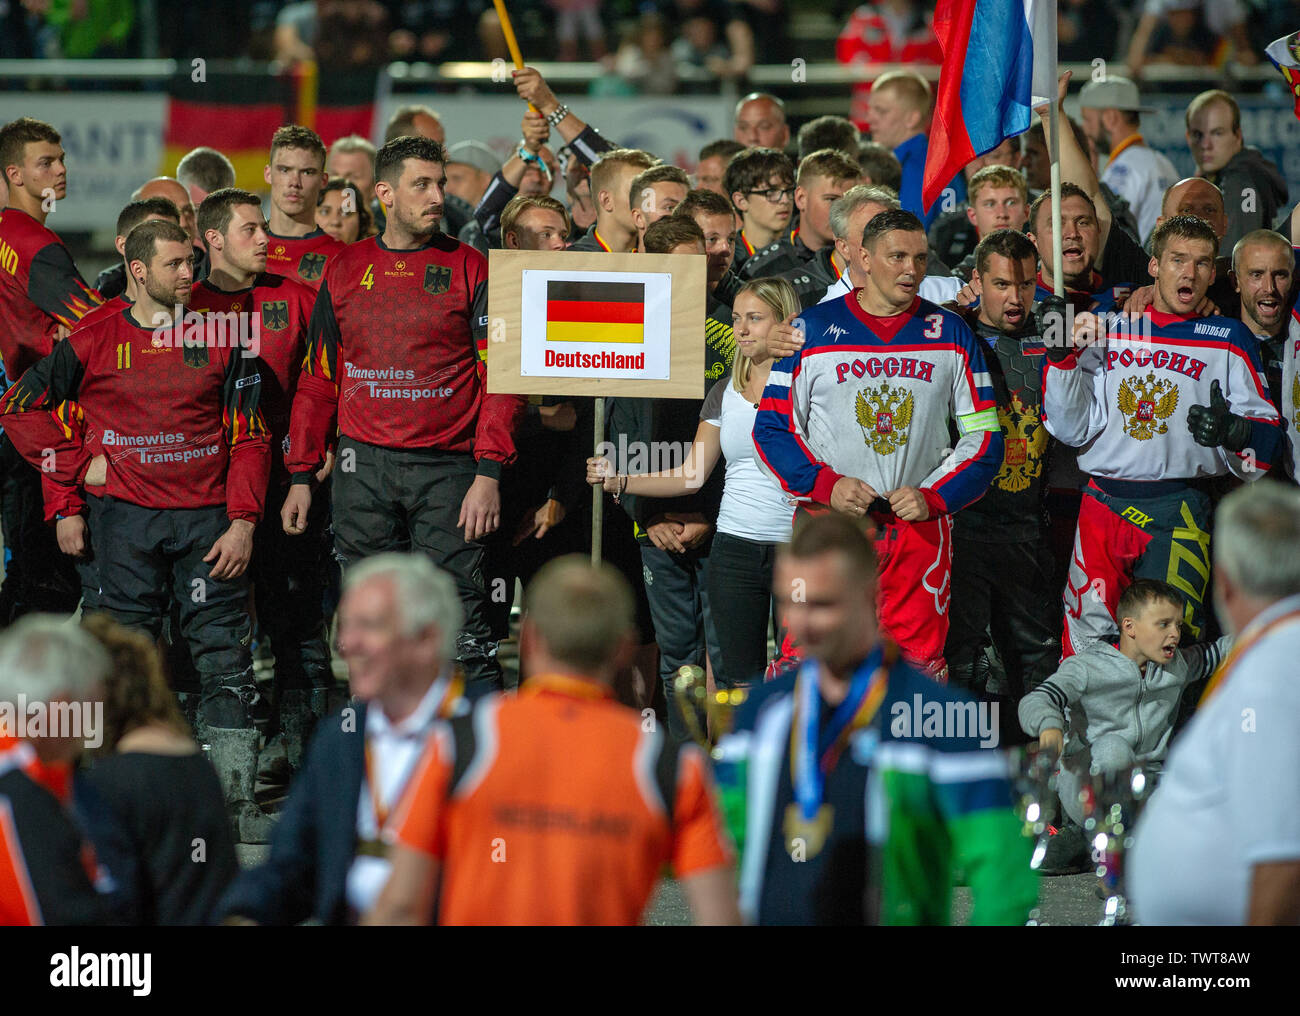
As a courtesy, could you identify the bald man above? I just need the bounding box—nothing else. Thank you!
[133,176,210,283]
[733,93,789,151]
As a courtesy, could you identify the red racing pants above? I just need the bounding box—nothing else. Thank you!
[1061,478,1213,658]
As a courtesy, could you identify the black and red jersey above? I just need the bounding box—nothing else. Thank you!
[286,232,524,481]
[0,304,271,522]
[264,228,346,292]
[191,272,316,483]
[0,207,103,377]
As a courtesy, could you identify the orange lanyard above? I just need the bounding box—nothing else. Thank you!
[1107,133,1145,163]
[739,230,756,258]
[1199,608,1300,705]
[362,674,463,830]
[593,228,612,253]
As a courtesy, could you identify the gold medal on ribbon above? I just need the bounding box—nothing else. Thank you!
[784,802,834,861]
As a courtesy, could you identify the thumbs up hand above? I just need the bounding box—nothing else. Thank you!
[1187,379,1252,452]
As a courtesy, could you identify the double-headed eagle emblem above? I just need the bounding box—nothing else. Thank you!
[855,381,914,455]
[995,390,1047,492]
[1118,372,1179,441]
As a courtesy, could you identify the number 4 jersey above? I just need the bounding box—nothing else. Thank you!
[754,292,1003,516]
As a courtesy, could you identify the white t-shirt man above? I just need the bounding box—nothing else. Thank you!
[1102,140,1179,243]
[1129,594,1300,924]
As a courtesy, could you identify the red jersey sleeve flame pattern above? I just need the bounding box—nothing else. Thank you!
[285,235,525,481]
[0,313,271,523]
[0,207,103,378]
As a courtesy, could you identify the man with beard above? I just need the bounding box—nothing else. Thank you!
[282,136,525,689]
[945,229,1060,722]
[0,219,272,840]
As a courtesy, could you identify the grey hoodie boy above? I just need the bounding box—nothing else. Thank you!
[1019,636,1230,824]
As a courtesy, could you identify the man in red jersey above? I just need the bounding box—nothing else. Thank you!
[191,187,332,771]
[282,136,525,688]
[263,125,346,290]
[0,219,273,841]
[0,116,101,622]
[47,197,184,611]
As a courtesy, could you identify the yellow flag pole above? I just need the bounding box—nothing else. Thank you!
[491,0,537,112]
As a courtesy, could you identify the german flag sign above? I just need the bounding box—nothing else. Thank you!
[545,281,645,344]
[521,269,671,379]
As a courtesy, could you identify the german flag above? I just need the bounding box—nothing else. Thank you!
[545,280,645,344]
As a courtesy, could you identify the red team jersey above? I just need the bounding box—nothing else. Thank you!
[0,207,103,378]
[0,305,271,522]
[264,228,346,291]
[836,6,944,131]
[190,272,316,484]
[286,233,524,480]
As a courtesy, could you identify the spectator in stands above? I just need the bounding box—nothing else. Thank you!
[1186,89,1288,250]
[796,115,861,163]
[549,0,606,62]
[837,1,942,131]
[384,105,446,145]
[610,12,674,94]
[589,278,801,686]
[0,617,113,926]
[660,0,756,81]
[1078,75,1178,243]
[1056,0,1120,63]
[316,178,373,242]
[856,141,902,192]
[733,93,790,151]
[630,164,691,250]
[314,0,391,68]
[866,70,964,229]
[80,614,238,926]
[695,139,745,197]
[367,556,740,926]
[326,135,377,204]
[40,0,134,58]
[1127,0,1258,77]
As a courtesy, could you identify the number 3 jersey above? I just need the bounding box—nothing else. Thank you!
[754,292,1003,516]
[1042,310,1282,481]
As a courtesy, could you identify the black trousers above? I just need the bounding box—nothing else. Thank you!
[705,531,779,688]
[0,433,81,624]
[946,533,1061,708]
[253,480,333,692]
[332,438,501,687]
[93,497,256,728]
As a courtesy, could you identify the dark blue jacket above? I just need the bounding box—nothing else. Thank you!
[215,703,368,926]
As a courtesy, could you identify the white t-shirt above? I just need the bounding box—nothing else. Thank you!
[1102,142,1180,243]
[820,274,962,307]
[700,378,796,544]
[1129,594,1300,925]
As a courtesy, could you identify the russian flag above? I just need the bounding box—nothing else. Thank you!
[921,0,1057,216]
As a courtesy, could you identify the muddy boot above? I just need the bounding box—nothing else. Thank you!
[205,726,276,845]
[279,687,331,773]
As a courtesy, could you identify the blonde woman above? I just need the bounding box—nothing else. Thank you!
[588,278,801,686]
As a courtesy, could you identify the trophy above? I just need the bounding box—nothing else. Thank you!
[1081,765,1157,927]
[1012,745,1060,926]
[672,665,749,754]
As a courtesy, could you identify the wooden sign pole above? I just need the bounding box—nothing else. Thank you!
[592,396,604,565]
